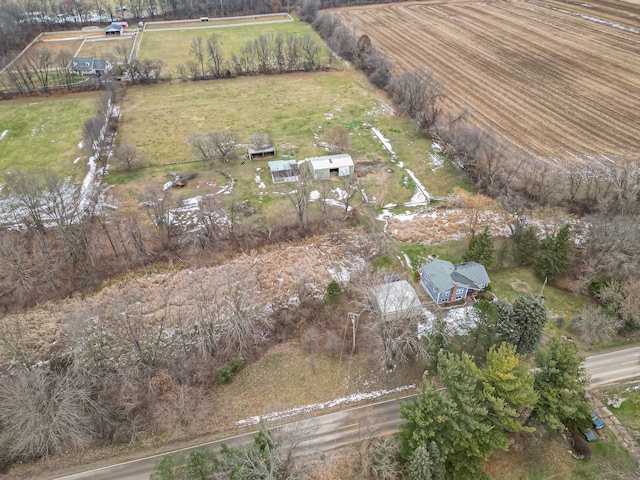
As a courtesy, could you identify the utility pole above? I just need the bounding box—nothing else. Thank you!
[540,277,548,299]
[348,312,360,354]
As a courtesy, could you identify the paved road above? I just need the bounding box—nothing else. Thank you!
[585,345,640,387]
[52,346,640,480]
[53,394,409,480]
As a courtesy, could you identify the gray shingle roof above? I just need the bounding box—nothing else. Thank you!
[420,260,490,293]
[420,259,455,293]
[451,262,491,289]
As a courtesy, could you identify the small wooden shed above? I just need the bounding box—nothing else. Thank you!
[248,146,276,160]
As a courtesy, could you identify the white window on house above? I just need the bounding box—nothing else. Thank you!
[455,294,463,301]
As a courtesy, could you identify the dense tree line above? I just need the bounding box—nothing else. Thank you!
[399,341,592,479]
[176,31,327,82]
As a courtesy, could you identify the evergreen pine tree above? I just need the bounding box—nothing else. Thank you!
[534,338,591,431]
[406,444,433,480]
[482,343,537,433]
[428,441,445,480]
[512,226,539,266]
[534,224,572,283]
[510,293,548,354]
[463,226,495,266]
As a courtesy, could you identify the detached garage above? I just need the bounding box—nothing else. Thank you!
[307,154,354,180]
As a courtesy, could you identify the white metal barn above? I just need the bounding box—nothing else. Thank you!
[307,154,354,180]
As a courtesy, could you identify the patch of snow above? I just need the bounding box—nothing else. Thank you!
[309,190,320,201]
[402,253,413,270]
[78,140,84,149]
[235,384,415,427]
[371,127,396,159]
[162,180,174,191]
[0,130,8,141]
[328,257,365,283]
[405,168,432,205]
[255,174,266,189]
[73,157,81,164]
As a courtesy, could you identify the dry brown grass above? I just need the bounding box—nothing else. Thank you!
[19,38,83,61]
[144,13,292,30]
[387,191,514,243]
[0,233,369,364]
[77,37,134,60]
[206,345,421,431]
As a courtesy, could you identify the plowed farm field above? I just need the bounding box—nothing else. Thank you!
[334,0,640,166]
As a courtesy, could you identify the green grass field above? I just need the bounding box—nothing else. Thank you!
[0,92,99,176]
[487,428,637,480]
[112,69,465,213]
[600,382,640,431]
[397,240,594,319]
[137,19,324,74]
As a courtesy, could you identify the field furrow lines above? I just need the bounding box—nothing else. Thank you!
[335,0,640,165]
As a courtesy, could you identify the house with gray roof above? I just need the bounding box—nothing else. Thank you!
[418,259,490,304]
[104,23,124,35]
[268,160,300,184]
[68,57,113,76]
[371,279,422,322]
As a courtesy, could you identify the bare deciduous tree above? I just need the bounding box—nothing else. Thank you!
[219,271,268,358]
[0,370,100,462]
[323,125,351,153]
[387,67,444,131]
[139,186,175,251]
[114,144,140,171]
[190,36,205,77]
[573,306,623,345]
[188,130,240,163]
[206,34,224,78]
[355,270,429,370]
[249,132,274,150]
[282,170,310,230]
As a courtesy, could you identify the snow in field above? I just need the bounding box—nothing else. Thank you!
[418,306,479,338]
[236,384,415,426]
[309,189,353,211]
[328,256,365,283]
[255,171,266,189]
[405,168,432,205]
[371,127,396,159]
[430,143,446,171]
[0,130,8,141]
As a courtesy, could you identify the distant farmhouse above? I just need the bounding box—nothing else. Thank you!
[418,260,490,304]
[307,154,354,180]
[268,160,300,184]
[68,57,113,76]
[371,279,422,322]
[248,146,276,160]
[104,23,124,35]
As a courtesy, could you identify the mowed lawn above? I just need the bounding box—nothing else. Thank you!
[0,92,98,175]
[137,20,324,74]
